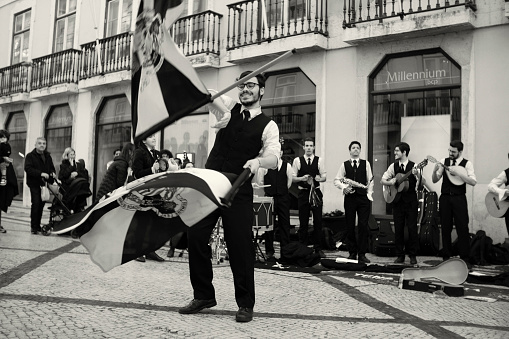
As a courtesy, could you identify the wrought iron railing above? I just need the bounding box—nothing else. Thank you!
[343,0,477,28]
[0,62,31,96]
[171,10,223,57]
[31,49,81,90]
[227,0,328,50]
[80,32,132,79]
[306,112,315,132]
[272,113,303,134]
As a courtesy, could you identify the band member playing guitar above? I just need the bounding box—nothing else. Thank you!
[334,141,374,264]
[487,152,509,237]
[381,142,423,265]
[432,140,477,269]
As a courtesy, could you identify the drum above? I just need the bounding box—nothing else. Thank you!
[253,196,274,233]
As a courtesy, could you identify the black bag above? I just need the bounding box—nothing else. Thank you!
[419,191,440,256]
[373,219,397,257]
[321,227,336,250]
[486,244,509,265]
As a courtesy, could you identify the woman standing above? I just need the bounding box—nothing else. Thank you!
[132,135,165,262]
[0,129,19,233]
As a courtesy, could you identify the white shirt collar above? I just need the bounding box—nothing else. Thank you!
[240,106,262,121]
[399,159,409,167]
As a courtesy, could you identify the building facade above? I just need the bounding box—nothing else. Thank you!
[1,0,508,242]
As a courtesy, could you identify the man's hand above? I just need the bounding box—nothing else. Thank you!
[212,112,231,130]
[390,178,398,186]
[301,174,310,182]
[343,186,355,195]
[152,161,160,173]
[315,175,322,182]
[41,173,49,179]
[4,157,13,163]
[244,158,260,174]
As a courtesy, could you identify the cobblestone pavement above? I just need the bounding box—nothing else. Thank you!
[1,205,509,339]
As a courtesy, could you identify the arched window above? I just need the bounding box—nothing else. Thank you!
[94,95,131,196]
[262,68,316,165]
[369,49,461,216]
[6,112,27,199]
[46,104,73,176]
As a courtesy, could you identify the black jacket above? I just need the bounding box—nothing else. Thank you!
[95,156,130,203]
[132,143,160,179]
[59,159,89,191]
[24,148,56,187]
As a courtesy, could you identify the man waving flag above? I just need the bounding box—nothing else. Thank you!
[132,0,211,143]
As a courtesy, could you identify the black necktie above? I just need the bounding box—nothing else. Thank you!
[151,149,157,160]
[400,164,405,172]
[452,159,456,166]
[243,110,250,122]
[353,159,358,170]
[307,158,311,166]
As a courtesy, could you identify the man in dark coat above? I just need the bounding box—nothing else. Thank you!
[24,137,56,234]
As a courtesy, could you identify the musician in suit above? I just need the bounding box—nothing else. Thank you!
[292,137,327,258]
[432,140,476,267]
[487,152,509,237]
[179,71,280,323]
[334,141,374,264]
[381,142,422,265]
[256,149,293,260]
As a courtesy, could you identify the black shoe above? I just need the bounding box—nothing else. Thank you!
[31,230,38,235]
[0,226,6,233]
[358,255,371,264]
[235,307,253,322]
[316,250,326,258]
[409,256,417,265]
[135,256,146,262]
[394,256,405,264]
[178,299,217,314]
[146,251,165,262]
[347,253,357,260]
[266,255,277,263]
[167,248,175,258]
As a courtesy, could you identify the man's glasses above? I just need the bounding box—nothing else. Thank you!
[237,82,259,90]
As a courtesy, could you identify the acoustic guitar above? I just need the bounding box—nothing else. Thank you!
[383,159,428,204]
[400,258,469,285]
[485,191,509,218]
[426,155,468,186]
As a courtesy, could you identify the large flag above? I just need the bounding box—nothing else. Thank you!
[53,169,234,272]
[132,0,211,142]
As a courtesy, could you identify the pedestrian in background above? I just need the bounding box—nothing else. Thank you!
[0,129,18,233]
[24,137,56,235]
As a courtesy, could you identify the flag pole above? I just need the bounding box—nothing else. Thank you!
[210,48,297,101]
[221,168,252,208]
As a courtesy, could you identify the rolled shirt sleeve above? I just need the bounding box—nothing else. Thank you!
[488,171,508,196]
[259,120,281,169]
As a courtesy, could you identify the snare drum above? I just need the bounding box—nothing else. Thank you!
[253,196,274,233]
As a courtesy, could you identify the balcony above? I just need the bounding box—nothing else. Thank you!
[272,113,303,134]
[342,0,477,45]
[226,0,329,64]
[30,49,81,98]
[0,62,32,104]
[171,11,223,68]
[79,32,132,88]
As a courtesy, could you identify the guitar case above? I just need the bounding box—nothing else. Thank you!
[419,191,440,256]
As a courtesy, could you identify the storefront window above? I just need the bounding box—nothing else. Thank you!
[6,112,27,199]
[162,113,208,168]
[94,95,131,196]
[369,50,461,216]
[46,104,73,176]
[262,69,316,165]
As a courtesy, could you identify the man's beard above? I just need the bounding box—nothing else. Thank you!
[239,92,259,106]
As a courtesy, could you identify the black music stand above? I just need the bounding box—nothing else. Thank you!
[252,197,274,262]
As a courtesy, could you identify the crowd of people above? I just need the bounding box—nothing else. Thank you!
[0,70,507,325]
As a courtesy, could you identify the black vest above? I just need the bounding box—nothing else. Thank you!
[344,159,367,195]
[297,156,319,189]
[394,160,417,202]
[264,161,289,196]
[206,104,271,196]
[441,158,468,195]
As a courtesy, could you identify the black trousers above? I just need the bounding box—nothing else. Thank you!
[505,210,509,237]
[297,189,323,250]
[187,194,255,308]
[392,198,419,257]
[440,194,470,260]
[29,185,45,232]
[344,194,370,255]
[264,194,291,255]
